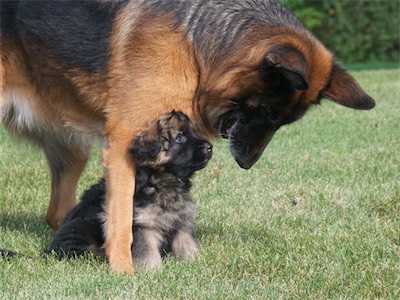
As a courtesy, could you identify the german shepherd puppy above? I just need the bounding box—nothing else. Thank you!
[1,1,375,273]
[48,111,212,269]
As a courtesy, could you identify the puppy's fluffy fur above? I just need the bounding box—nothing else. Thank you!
[48,111,212,269]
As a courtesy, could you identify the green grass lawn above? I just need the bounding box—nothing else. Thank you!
[1,69,399,299]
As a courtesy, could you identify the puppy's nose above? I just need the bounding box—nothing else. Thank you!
[202,142,213,158]
[203,142,212,151]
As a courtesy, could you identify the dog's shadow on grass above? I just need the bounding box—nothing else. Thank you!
[0,212,54,245]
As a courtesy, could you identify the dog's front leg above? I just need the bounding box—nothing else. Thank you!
[102,132,136,274]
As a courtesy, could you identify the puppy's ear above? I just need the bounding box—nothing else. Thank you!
[264,45,309,90]
[322,63,375,110]
[128,121,162,162]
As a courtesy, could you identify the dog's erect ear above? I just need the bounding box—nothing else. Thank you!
[264,45,309,90]
[128,121,162,162]
[322,63,375,110]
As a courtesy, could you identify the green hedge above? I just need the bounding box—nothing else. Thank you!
[281,0,400,64]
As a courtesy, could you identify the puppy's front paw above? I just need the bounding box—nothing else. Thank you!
[171,231,200,260]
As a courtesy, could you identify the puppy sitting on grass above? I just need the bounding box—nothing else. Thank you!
[48,111,212,269]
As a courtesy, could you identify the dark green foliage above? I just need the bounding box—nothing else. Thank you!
[281,0,400,64]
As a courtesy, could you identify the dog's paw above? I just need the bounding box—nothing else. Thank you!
[106,235,135,274]
[108,256,135,275]
[107,247,135,274]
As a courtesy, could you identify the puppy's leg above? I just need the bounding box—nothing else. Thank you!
[132,228,162,270]
[44,144,89,230]
[102,130,136,274]
[47,219,104,259]
[171,229,200,260]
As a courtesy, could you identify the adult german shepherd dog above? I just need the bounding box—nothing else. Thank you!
[0,0,375,273]
[48,111,212,270]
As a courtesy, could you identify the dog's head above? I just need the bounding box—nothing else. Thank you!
[129,111,213,178]
[197,40,375,170]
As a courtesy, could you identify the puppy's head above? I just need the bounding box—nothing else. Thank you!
[129,111,213,178]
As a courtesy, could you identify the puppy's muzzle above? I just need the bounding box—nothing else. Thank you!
[201,142,213,160]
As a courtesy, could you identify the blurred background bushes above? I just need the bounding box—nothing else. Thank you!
[281,0,399,65]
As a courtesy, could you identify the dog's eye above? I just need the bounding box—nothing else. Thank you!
[175,133,187,144]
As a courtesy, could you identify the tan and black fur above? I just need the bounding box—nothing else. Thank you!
[0,0,375,273]
[47,111,212,269]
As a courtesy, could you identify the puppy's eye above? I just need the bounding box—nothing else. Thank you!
[175,133,187,144]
